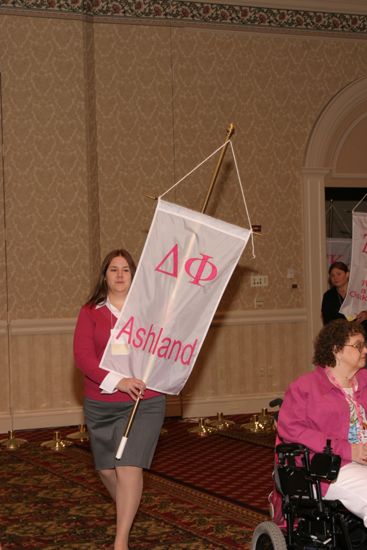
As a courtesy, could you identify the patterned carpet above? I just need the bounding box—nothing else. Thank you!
[151,417,274,514]
[0,416,272,548]
[216,427,275,449]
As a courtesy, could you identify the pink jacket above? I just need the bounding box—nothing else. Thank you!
[73,304,161,402]
[277,366,367,484]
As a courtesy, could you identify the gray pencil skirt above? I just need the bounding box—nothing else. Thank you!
[84,395,166,471]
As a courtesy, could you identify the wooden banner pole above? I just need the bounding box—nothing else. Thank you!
[201,123,235,214]
[116,123,235,459]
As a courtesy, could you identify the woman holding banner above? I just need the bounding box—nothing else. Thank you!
[73,249,165,550]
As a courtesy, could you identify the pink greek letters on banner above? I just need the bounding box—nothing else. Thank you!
[155,244,218,286]
[340,212,367,320]
[326,238,351,268]
[99,199,251,395]
[155,244,179,277]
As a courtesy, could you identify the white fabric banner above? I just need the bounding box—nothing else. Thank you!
[326,238,352,268]
[100,199,251,395]
[339,212,367,320]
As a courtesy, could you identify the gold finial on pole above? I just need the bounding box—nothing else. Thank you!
[144,193,158,201]
[200,123,235,214]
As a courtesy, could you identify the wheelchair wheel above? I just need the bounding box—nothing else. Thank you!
[251,521,287,549]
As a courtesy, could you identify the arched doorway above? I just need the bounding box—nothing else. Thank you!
[302,76,367,354]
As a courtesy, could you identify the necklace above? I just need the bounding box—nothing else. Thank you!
[326,368,367,440]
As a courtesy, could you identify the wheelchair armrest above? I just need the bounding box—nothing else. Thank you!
[276,443,307,456]
[269,398,283,408]
[309,450,341,481]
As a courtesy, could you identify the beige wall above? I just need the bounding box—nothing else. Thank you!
[0,18,92,319]
[0,8,367,430]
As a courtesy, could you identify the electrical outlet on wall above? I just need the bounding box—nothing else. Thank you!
[250,275,268,287]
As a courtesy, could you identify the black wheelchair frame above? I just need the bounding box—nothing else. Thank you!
[251,409,367,549]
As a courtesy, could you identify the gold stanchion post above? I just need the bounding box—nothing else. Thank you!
[0,73,29,453]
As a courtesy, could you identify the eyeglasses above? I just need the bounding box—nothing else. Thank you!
[344,341,367,353]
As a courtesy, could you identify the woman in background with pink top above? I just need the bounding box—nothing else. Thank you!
[73,249,165,550]
[277,319,367,525]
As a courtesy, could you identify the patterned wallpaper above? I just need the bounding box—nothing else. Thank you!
[83,22,102,287]
[94,25,174,261]
[199,34,364,309]
[1,1,367,34]
[95,25,367,312]
[0,5,367,320]
[0,17,92,318]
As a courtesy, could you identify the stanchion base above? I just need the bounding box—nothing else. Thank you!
[66,424,89,442]
[0,430,28,451]
[41,431,73,452]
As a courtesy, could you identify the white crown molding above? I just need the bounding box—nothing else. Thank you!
[330,173,367,181]
[302,168,331,176]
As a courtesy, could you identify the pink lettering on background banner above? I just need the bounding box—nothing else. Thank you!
[349,290,367,302]
[328,254,343,263]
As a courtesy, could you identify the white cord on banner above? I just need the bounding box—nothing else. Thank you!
[159,139,255,258]
[159,140,231,199]
[352,192,367,212]
[229,140,255,258]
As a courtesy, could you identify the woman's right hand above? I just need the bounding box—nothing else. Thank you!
[116,377,146,400]
[355,310,367,324]
[351,443,367,464]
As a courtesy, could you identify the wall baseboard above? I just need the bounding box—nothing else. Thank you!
[0,394,276,432]
[0,408,86,432]
[0,397,183,432]
[181,393,281,418]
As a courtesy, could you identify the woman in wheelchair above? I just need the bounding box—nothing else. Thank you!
[252,319,367,549]
[277,319,367,526]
